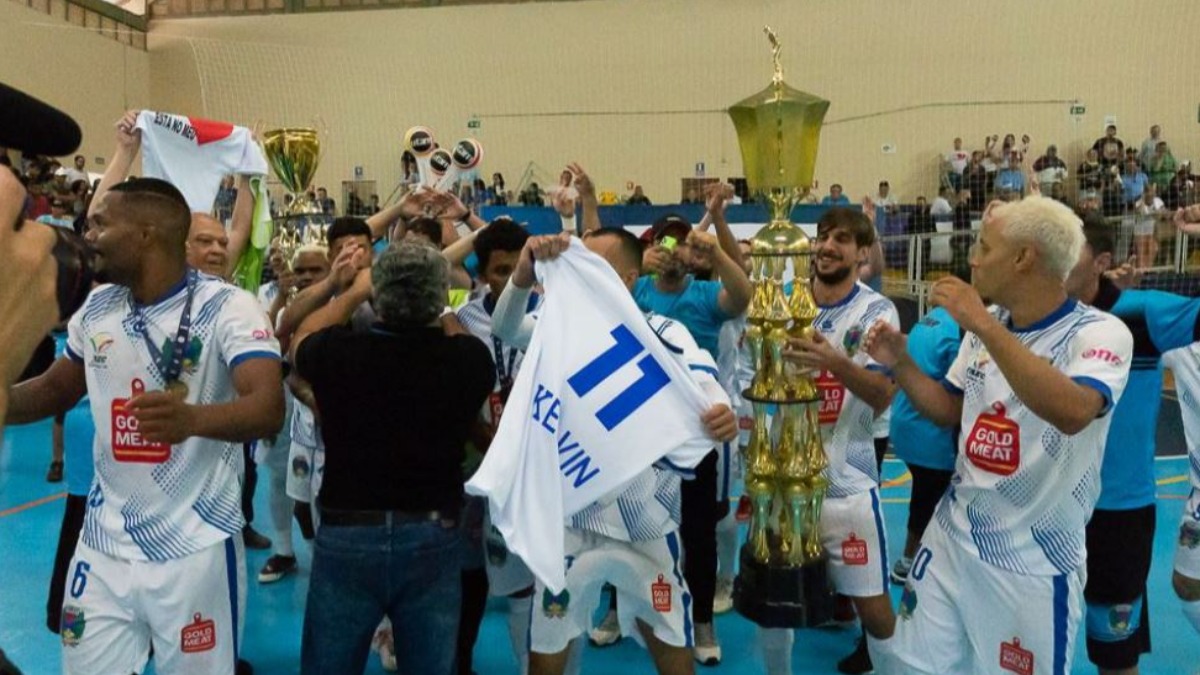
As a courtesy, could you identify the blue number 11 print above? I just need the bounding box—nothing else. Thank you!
[568,325,670,431]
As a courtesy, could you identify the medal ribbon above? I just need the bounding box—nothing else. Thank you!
[131,269,197,387]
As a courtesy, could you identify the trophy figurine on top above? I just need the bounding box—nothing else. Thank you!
[262,127,332,296]
[728,26,836,629]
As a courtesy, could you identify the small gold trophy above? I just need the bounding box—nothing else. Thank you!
[262,128,331,295]
[731,27,836,629]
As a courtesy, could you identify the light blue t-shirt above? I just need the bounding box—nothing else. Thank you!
[54,332,95,497]
[633,275,730,358]
[1122,171,1149,203]
[889,307,960,471]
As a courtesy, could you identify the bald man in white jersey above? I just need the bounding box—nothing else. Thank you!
[8,178,283,674]
[864,196,1133,674]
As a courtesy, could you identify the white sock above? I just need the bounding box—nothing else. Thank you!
[759,627,793,675]
[716,507,740,579]
[507,595,533,675]
[563,637,584,675]
[1184,598,1200,635]
[268,474,294,557]
[866,632,895,674]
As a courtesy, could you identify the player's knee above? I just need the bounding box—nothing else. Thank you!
[1085,598,1142,642]
[1173,572,1200,601]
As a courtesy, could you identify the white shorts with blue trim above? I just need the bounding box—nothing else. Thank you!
[888,521,1084,675]
[1175,487,1200,580]
[820,487,890,597]
[60,537,246,675]
[529,528,692,654]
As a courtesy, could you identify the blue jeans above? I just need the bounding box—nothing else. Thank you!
[301,518,462,674]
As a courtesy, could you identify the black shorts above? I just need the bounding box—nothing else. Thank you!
[905,463,953,538]
[1084,505,1156,669]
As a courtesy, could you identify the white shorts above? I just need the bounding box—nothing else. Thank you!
[888,521,1085,675]
[1175,487,1200,580]
[1133,216,1155,237]
[61,537,246,675]
[820,487,889,598]
[530,528,692,655]
[483,506,534,596]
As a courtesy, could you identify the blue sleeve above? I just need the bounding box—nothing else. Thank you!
[1145,291,1200,353]
[935,316,963,379]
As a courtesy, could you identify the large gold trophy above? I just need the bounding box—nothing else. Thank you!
[731,27,835,628]
[262,128,331,290]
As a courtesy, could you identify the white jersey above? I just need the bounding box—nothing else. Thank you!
[1164,345,1200,490]
[457,292,540,430]
[66,273,281,561]
[257,280,279,314]
[134,111,268,213]
[568,314,723,542]
[937,300,1133,576]
[812,282,899,498]
[717,315,754,408]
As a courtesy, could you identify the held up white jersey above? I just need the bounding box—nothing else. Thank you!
[937,300,1133,576]
[1164,345,1200,490]
[812,283,899,498]
[66,273,281,561]
[567,314,725,541]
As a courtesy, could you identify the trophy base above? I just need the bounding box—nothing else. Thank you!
[733,545,835,628]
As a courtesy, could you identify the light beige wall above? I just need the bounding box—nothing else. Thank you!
[0,0,150,168]
[148,0,1200,204]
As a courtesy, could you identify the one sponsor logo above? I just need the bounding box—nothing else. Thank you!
[966,403,1020,476]
[89,333,114,367]
[898,585,917,620]
[973,348,992,370]
[999,637,1034,675]
[842,326,863,357]
[542,588,570,619]
[180,613,216,653]
[816,370,845,425]
[291,455,310,479]
[251,328,273,341]
[842,533,868,566]
[738,416,754,430]
[111,379,170,463]
[61,605,86,647]
[1082,348,1123,366]
[1180,521,1200,549]
[651,574,672,613]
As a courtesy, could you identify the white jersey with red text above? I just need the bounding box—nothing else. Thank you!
[811,282,899,499]
[938,300,1133,576]
[134,111,268,213]
[66,274,281,562]
[1164,345,1200,490]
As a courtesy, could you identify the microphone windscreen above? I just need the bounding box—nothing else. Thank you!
[0,82,82,157]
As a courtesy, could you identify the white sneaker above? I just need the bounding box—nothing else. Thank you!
[693,622,721,666]
[712,577,734,614]
[588,609,622,647]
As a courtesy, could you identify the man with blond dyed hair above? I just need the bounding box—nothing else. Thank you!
[862,196,1134,674]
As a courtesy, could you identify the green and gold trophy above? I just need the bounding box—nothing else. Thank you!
[262,128,331,294]
[731,27,835,629]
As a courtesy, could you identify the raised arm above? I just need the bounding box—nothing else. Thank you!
[704,183,742,268]
[89,110,141,217]
[290,266,373,362]
[688,230,751,316]
[569,162,602,234]
[863,320,962,427]
[276,243,364,352]
[223,174,253,278]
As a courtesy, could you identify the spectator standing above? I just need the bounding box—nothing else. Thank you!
[1140,125,1163,168]
[1032,145,1068,198]
[627,185,652,205]
[1122,157,1150,207]
[944,137,970,190]
[64,154,88,186]
[1148,141,1178,193]
[822,183,851,205]
[962,152,989,211]
[316,187,336,215]
[1093,124,1126,169]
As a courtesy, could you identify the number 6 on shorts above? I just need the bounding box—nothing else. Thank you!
[70,560,91,599]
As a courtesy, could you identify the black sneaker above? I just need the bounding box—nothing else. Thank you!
[0,648,24,675]
[258,554,297,583]
[242,526,272,550]
[46,461,63,483]
[236,658,254,675]
[836,637,873,674]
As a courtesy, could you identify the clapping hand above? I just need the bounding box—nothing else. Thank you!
[862,320,908,369]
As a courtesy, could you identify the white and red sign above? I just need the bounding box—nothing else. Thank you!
[842,533,868,566]
[111,379,170,464]
[816,370,845,425]
[180,613,216,653]
[999,636,1034,675]
[651,574,672,613]
[966,402,1020,476]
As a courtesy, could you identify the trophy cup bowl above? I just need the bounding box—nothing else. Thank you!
[262,127,331,291]
[731,27,835,629]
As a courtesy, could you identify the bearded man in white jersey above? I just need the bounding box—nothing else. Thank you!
[759,207,900,675]
[7,178,284,675]
[864,196,1134,675]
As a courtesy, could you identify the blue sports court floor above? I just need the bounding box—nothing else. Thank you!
[1,399,1197,674]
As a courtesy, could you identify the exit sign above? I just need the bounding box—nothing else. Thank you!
[467,119,481,129]
[1070,104,1086,116]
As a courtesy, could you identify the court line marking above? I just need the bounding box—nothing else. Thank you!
[0,492,66,519]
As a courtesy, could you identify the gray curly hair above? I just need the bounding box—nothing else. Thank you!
[372,240,449,327]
